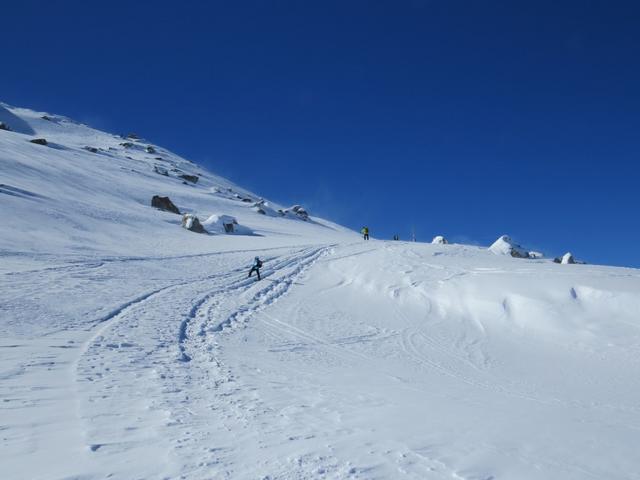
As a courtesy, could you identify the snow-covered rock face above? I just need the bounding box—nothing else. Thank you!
[432,235,448,244]
[489,235,530,258]
[0,103,350,256]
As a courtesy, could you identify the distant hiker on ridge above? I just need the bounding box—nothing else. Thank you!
[361,226,370,241]
[248,256,263,281]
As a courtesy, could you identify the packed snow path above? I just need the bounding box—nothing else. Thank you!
[3,241,640,479]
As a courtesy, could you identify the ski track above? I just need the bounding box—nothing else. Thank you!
[5,240,640,479]
[72,245,334,478]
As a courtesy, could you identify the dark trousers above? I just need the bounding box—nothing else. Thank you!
[363,233,369,240]
[248,266,261,280]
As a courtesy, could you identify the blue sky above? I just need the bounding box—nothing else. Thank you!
[2,1,639,266]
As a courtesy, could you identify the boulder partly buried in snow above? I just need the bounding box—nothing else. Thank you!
[554,252,580,265]
[432,235,448,245]
[278,205,309,221]
[151,195,180,214]
[489,235,530,258]
[179,174,199,184]
[202,214,253,235]
[0,122,11,131]
[29,138,48,146]
[181,214,206,233]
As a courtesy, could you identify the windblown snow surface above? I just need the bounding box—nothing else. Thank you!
[2,103,640,480]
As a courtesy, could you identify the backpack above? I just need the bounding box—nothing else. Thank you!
[256,259,263,268]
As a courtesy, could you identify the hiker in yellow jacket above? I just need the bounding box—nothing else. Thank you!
[361,226,369,240]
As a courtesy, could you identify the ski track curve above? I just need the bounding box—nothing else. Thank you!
[72,244,334,478]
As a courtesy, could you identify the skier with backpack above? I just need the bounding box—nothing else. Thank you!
[248,256,263,281]
[361,226,370,240]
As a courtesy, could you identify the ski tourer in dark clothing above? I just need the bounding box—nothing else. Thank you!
[361,226,370,240]
[248,256,263,281]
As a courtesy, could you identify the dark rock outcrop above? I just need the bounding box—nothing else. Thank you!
[84,146,99,153]
[179,174,199,184]
[290,205,309,220]
[29,138,48,146]
[154,166,169,176]
[181,214,206,233]
[120,142,134,148]
[0,122,11,131]
[151,195,180,214]
[145,145,156,154]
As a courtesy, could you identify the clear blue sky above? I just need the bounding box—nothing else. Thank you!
[2,1,639,266]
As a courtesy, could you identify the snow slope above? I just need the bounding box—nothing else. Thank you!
[2,103,640,480]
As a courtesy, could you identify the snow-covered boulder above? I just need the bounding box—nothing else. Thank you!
[432,235,448,245]
[528,251,544,259]
[151,195,180,214]
[278,205,309,221]
[489,235,530,258]
[251,200,278,216]
[181,214,206,233]
[202,214,253,235]
[554,252,579,264]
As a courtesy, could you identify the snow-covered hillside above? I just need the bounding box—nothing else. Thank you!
[2,103,640,480]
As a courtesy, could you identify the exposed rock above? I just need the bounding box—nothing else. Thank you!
[29,138,48,146]
[145,145,156,154]
[0,122,11,131]
[84,146,99,153]
[241,198,253,203]
[181,214,206,233]
[180,174,199,184]
[41,115,53,121]
[528,251,544,259]
[126,133,140,140]
[154,166,169,176]
[120,142,134,148]
[278,205,309,221]
[489,235,530,258]
[255,208,266,215]
[292,205,309,220]
[151,195,180,214]
[432,235,448,245]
